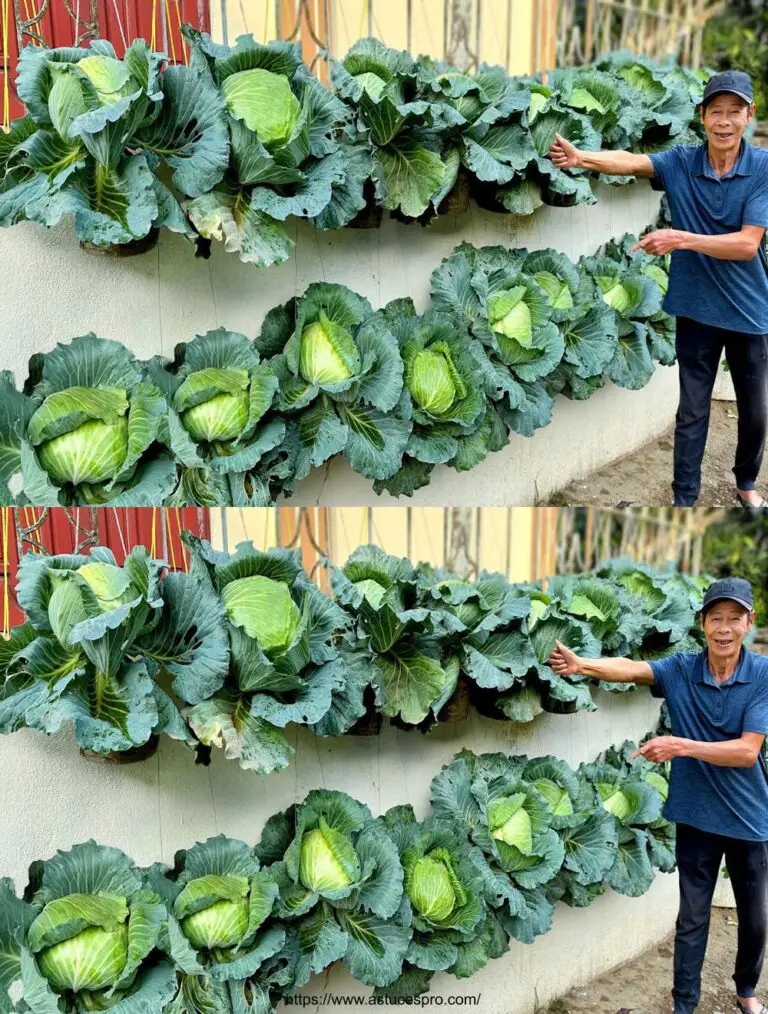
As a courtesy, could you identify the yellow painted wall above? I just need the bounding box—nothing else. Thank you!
[208,507,537,581]
[211,0,535,73]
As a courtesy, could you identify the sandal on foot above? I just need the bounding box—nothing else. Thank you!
[736,492,768,516]
[736,999,768,1014]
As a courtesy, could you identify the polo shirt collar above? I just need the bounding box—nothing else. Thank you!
[694,140,754,179]
[697,646,753,685]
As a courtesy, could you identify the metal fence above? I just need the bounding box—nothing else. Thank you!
[213,506,724,585]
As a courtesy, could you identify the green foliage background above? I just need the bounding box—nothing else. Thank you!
[701,510,768,627]
[702,2,768,118]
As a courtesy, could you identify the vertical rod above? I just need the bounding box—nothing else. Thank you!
[220,0,228,44]
[219,508,228,554]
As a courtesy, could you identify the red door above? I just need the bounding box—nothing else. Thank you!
[0,506,211,630]
[1,0,210,124]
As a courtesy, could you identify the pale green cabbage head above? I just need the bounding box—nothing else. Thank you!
[30,893,130,994]
[46,561,138,646]
[221,575,302,656]
[488,287,534,346]
[298,819,357,893]
[489,794,533,853]
[598,783,632,821]
[408,343,466,417]
[77,54,134,104]
[221,68,301,147]
[47,69,89,140]
[299,311,359,386]
[407,848,466,923]
[32,387,130,487]
[177,874,251,951]
[176,368,252,444]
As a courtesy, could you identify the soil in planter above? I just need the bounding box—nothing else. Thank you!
[437,170,471,217]
[80,735,159,764]
[346,181,383,229]
[347,686,384,735]
[80,228,159,257]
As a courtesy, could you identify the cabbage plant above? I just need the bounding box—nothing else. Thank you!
[376,805,489,992]
[332,39,453,220]
[580,754,665,897]
[17,334,175,506]
[429,751,561,946]
[183,537,350,774]
[147,328,286,506]
[1,544,229,755]
[332,545,455,727]
[0,39,228,246]
[184,30,353,266]
[257,284,410,486]
[148,834,285,1009]
[374,301,495,496]
[255,788,409,989]
[415,564,539,722]
[17,842,177,1012]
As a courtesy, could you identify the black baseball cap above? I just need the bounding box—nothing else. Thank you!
[701,577,753,615]
[702,70,754,108]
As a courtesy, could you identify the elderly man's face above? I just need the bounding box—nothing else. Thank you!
[700,599,754,662]
[701,94,755,155]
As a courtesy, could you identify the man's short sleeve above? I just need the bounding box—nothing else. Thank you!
[648,148,681,191]
[648,654,679,698]
[744,166,768,228]
[743,680,768,735]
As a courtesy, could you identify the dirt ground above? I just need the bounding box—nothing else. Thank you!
[549,401,768,508]
[544,906,761,1014]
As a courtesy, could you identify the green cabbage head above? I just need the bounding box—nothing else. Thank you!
[408,343,466,418]
[174,367,251,444]
[221,68,301,147]
[488,287,535,346]
[488,794,533,853]
[29,386,130,487]
[597,782,632,821]
[406,847,466,924]
[46,562,139,646]
[299,311,360,386]
[221,575,302,657]
[298,817,360,893]
[28,893,130,993]
[174,874,251,951]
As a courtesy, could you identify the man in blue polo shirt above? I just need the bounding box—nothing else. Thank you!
[548,71,768,510]
[549,577,768,1014]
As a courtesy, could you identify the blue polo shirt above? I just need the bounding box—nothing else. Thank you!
[649,648,768,840]
[648,141,768,335]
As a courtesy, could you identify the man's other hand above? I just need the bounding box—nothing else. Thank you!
[549,639,581,676]
[548,132,582,169]
[631,736,685,762]
[631,229,685,256]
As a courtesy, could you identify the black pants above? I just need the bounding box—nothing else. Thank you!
[673,317,768,507]
[673,823,768,1013]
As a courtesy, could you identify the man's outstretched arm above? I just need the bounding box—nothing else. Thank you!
[547,132,654,178]
[549,640,655,685]
[633,225,765,261]
[635,733,765,768]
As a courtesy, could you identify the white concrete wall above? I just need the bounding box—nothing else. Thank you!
[0,687,679,1014]
[0,183,673,506]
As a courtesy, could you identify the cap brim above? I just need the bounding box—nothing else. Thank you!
[702,88,753,106]
[701,595,753,614]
